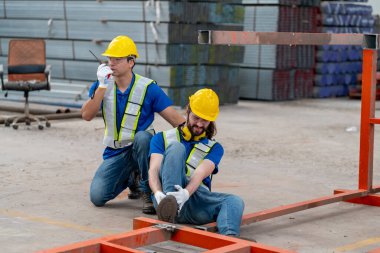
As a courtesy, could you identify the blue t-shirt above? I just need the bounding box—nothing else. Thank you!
[88,73,173,159]
[149,130,224,179]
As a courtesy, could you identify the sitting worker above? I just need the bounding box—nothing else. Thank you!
[148,88,244,236]
[81,35,185,214]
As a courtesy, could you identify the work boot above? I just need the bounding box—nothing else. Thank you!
[142,192,156,215]
[157,195,178,223]
[128,171,141,200]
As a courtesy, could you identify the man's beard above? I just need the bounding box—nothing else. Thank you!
[187,122,206,136]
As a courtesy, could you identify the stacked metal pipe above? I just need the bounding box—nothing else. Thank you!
[313,0,374,98]
[0,0,245,107]
[238,1,320,100]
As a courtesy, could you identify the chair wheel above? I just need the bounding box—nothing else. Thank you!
[46,122,51,128]
[12,124,18,130]
[38,125,44,130]
[26,121,31,126]
[5,121,11,127]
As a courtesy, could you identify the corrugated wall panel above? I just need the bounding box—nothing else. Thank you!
[47,59,64,79]
[0,0,4,18]
[46,40,74,60]
[63,60,98,81]
[0,19,67,39]
[66,21,147,42]
[5,1,64,19]
[65,1,169,22]
[65,1,143,21]
[0,38,74,60]
[73,41,108,62]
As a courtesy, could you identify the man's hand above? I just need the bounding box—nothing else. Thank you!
[154,191,166,205]
[167,185,189,211]
[97,63,114,88]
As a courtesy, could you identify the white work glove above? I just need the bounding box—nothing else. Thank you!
[97,63,114,88]
[154,191,166,205]
[167,185,190,211]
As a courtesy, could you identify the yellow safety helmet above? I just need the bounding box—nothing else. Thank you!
[189,88,219,121]
[102,35,139,58]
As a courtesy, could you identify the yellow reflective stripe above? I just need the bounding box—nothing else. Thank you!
[131,77,152,138]
[163,132,168,149]
[113,86,118,140]
[118,76,139,141]
[186,148,197,176]
[102,100,107,137]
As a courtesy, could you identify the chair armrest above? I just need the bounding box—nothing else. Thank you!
[44,64,51,75]
[0,64,4,90]
[44,65,51,90]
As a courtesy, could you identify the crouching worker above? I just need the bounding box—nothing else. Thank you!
[148,88,244,236]
[81,35,185,214]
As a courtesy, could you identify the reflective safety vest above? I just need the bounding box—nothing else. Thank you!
[102,74,154,149]
[163,128,217,190]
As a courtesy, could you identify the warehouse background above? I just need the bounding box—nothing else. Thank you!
[0,0,377,107]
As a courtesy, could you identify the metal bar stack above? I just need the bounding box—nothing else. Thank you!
[0,0,246,107]
[314,0,374,98]
[238,0,320,100]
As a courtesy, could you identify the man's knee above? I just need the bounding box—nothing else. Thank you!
[226,195,245,211]
[90,186,106,207]
[134,131,153,147]
[166,142,186,155]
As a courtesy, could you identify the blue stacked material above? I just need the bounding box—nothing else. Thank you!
[313,1,374,98]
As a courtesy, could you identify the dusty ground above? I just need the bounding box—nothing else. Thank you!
[0,98,379,253]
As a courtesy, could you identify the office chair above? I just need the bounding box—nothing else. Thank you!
[0,39,51,130]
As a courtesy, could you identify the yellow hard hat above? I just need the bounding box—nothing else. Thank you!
[102,35,139,58]
[189,88,219,121]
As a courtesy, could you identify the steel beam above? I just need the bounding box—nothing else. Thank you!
[358,49,377,190]
[198,31,380,49]
[201,190,368,231]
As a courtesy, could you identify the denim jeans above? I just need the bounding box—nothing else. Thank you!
[90,131,152,206]
[154,142,244,236]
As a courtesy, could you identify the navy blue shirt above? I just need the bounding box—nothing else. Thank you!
[88,73,173,159]
[149,130,224,176]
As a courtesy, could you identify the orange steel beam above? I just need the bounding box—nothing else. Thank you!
[358,49,377,190]
[334,189,380,206]
[133,217,293,253]
[39,32,380,253]
[200,190,367,231]
[197,31,380,231]
[39,217,294,253]
[369,247,380,253]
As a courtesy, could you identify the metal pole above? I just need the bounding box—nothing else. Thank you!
[358,49,377,191]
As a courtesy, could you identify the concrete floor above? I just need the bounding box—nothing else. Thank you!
[0,98,379,253]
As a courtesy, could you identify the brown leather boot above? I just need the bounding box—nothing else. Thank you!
[128,171,141,200]
[141,192,156,215]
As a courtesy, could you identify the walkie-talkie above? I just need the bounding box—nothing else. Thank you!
[89,50,104,99]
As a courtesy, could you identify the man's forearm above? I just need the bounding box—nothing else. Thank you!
[149,168,162,193]
[81,88,106,121]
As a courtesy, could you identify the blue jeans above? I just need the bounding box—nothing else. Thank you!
[154,142,244,236]
[90,131,152,206]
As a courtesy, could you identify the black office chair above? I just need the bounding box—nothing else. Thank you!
[0,39,51,130]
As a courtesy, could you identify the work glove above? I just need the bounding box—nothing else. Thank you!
[154,191,166,205]
[97,63,114,88]
[167,185,189,211]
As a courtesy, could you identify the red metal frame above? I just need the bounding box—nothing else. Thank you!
[196,32,380,232]
[38,217,293,253]
[38,32,380,253]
